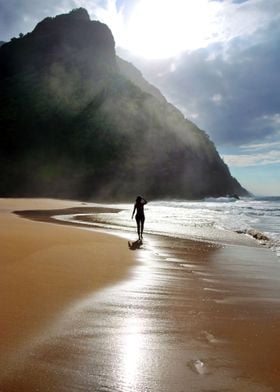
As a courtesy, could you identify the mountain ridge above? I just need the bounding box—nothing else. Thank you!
[0,8,249,200]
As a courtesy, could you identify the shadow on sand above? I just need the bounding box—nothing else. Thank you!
[128,239,143,250]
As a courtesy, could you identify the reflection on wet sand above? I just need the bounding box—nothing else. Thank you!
[1,232,280,391]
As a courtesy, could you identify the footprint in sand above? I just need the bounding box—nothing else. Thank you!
[201,330,218,344]
[188,359,209,375]
[199,330,228,345]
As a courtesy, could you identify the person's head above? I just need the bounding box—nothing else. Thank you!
[136,196,142,203]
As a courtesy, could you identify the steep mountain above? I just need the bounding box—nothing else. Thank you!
[0,42,5,47]
[116,57,166,103]
[0,8,248,200]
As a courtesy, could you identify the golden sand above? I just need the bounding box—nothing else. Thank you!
[0,198,133,355]
[1,198,279,391]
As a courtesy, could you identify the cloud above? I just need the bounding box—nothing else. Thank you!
[240,140,280,151]
[2,0,279,53]
[216,0,280,43]
[223,150,280,166]
[114,0,280,58]
[0,0,78,40]
[226,137,280,167]
[211,94,223,103]
[1,0,279,152]
[128,17,280,148]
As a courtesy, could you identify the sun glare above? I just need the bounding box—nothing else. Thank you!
[122,0,220,59]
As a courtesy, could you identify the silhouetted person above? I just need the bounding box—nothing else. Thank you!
[132,196,147,240]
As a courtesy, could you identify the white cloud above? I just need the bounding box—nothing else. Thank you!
[261,113,280,125]
[170,63,177,73]
[211,93,222,103]
[2,0,280,57]
[84,0,280,58]
[223,150,280,166]
[241,140,280,151]
[249,113,280,131]
[216,0,280,43]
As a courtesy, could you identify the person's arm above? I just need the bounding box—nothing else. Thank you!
[141,198,147,205]
[131,204,136,219]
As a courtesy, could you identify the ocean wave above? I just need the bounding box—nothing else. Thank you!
[204,196,239,203]
[55,197,280,258]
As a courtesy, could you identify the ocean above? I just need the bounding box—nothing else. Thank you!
[57,196,280,258]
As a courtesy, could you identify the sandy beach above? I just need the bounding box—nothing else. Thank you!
[0,198,280,391]
[0,198,134,388]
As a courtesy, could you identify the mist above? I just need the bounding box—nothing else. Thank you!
[0,8,248,201]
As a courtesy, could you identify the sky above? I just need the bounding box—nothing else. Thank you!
[1,0,280,195]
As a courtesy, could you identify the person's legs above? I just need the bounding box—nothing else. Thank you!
[136,216,141,239]
[140,216,145,238]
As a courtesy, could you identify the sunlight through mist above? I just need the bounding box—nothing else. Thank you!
[124,0,220,58]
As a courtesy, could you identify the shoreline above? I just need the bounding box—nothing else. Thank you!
[15,202,264,248]
[1,198,280,391]
[0,198,135,385]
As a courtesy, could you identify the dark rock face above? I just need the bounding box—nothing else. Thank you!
[0,8,116,78]
[0,8,249,200]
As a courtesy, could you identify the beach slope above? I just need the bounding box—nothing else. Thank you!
[0,198,133,377]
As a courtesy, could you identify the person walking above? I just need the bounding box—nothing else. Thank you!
[132,196,147,240]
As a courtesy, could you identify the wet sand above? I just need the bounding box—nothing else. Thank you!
[1,199,280,391]
[0,199,134,387]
